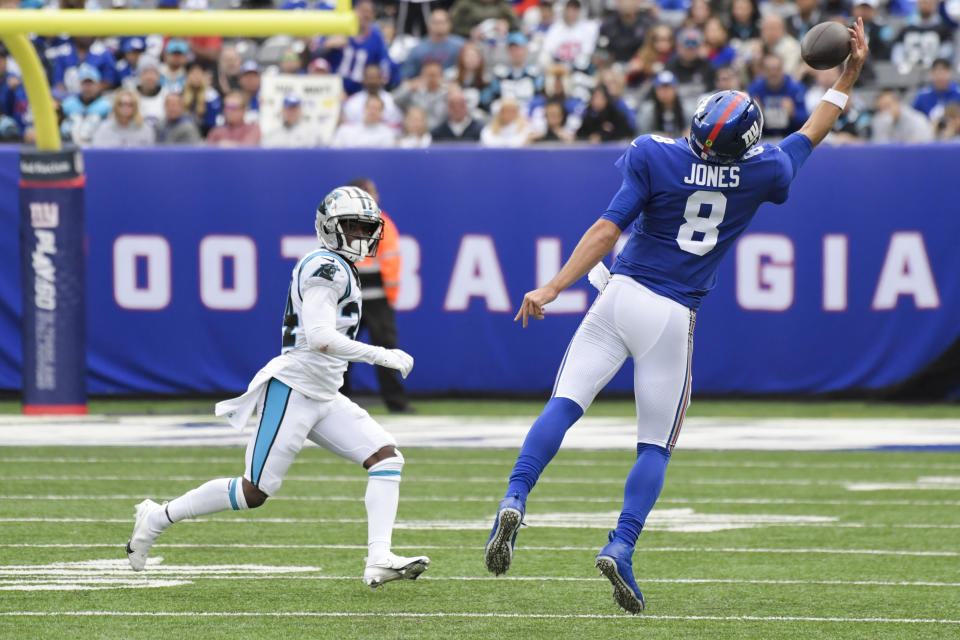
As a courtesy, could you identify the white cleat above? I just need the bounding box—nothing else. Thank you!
[362,553,430,589]
[126,499,164,571]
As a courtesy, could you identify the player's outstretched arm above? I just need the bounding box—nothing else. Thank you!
[797,17,869,148]
[302,286,414,378]
[515,219,621,328]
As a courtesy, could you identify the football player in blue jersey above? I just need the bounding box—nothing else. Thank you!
[485,18,869,615]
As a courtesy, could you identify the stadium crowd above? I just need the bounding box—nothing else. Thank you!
[2,0,960,146]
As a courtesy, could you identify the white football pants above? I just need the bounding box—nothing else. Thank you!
[245,379,397,496]
[552,274,696,450]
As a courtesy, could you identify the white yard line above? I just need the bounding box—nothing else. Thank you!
[2,456,959,472]
[0,611,958,624]
[2,516,958,530]
[2,416,960,450]
[1,543,955,556]
[3,575,959,588]
[3,474,940,487]
[5,494,960,507]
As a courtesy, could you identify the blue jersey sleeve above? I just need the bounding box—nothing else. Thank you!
[767,132,813,204]
[779,132,813,178]
[601,139,651,230]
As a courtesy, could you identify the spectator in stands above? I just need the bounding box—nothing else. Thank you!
[600,67,637,131]
[239,60,261,121]
[215,45,243,96]
[207,91,261,147]
[342,63,405,131]
[156,92,202,145]
[162,39,190,92]
[804,66,840,116]
[182,62,222,136]
[637,70,687,137]
[91,89,156,147]
[539,0,599,68]
[53,37,118,94]
[331,93,397,147]
[344,177,414,414]
[892,0,954,72]
[263,94,316,148]
[683,0,714,31]
[431,88,485,141]
[785,0,821,41]
[912,58,960,124]
[117,37,146,90]
[188,33,223,73]
[937,103,960,141]
[62,64,112,146]
[824,99,872,145]
[314,0,394,95]
[308,58,332,75]
[729,0,761,42]
[759,14,802,77]
[713,65,742,92]
[530,96,575,142]
[402,10,465,80]
[480,96,530,147]
[489,33,544,112]
[525,0,557,59]
[599,0,654,64]
[626,23,674,86]
[872,90,935,143]
[279,48,305,75]
[0,45,28,136]
[449,41,493,114]
[759,0,797,21]
[703,17,737,69]
[667,28,715,92]
[135,56,167,128]
[577,85,633,142]
[393,60,449,131]
[449,0,520,39]
[748,52,807,138]
[397,106,432,147]
[852,0,895,61]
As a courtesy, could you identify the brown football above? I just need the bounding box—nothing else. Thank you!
[801,22,851,70]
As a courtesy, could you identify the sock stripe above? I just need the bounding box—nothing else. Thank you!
[227,478,240,511]
[369,470,401,477]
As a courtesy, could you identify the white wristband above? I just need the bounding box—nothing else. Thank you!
[822,89,849,110]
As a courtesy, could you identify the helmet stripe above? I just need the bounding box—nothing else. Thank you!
[705,92,747,149]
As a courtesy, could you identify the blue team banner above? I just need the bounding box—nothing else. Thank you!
[0,144,959,396]
[17,148,87,413]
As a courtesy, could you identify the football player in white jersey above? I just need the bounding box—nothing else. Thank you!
[126,186,430,588]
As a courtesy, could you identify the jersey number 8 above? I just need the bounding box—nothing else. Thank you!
[676,190,727,256]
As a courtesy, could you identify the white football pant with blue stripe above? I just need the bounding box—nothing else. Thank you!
[247,379,397,496]
[553,274,695,451]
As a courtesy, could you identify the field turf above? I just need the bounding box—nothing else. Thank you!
[1,443,958,639]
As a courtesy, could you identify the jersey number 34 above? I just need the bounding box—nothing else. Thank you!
[676,190,727,256]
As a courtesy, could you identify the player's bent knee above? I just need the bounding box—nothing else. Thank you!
[241,477,268,508]
[363,445,402,469]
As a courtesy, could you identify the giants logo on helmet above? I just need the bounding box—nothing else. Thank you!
[741,119,761,147]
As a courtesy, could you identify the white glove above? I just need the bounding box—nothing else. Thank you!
[375,348,414,379]
[588,262,611,292]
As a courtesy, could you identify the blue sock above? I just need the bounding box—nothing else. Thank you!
[613,443,672,548]
[505,397,584,501]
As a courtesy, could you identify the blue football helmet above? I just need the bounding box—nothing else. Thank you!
[688,90,764,164]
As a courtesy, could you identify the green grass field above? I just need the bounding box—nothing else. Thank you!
[1,444,958,639]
